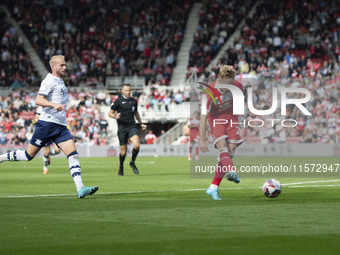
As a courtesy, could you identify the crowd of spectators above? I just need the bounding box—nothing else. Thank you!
[0,89,111,147]
[2,0,340,145]
[0,86,191,147]
[185,0,340,144]
[188,71,340,144]
[240,75,340,144]
[1,10,41,90]
[189,0,254,76]
[4,0,193,89]
[128,86,190,113]
[189,0,340,80]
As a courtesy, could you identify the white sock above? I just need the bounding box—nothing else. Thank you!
[0,150,31,161]
[43,155,49,167]
[210,184,218,189]
[68,153,84,192]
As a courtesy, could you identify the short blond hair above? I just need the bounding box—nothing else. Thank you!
[49,55,65,67]
[219,65,236,79]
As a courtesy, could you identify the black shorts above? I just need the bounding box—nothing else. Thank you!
[118,125,140,145]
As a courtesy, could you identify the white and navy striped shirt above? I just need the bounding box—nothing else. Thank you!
[37,73,69,126]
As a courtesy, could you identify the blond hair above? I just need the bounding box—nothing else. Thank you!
[219,65,236,79]
[49,55,65,67]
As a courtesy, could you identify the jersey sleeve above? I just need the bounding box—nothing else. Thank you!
[201,92,213,113]
[134,100,138,112]
[206,92,213,112]
[35,106,43,115]
[110,100,119,111]
[201,80,217,114]
[38,78,54,96]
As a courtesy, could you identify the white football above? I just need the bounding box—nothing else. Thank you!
[262,179,282,198]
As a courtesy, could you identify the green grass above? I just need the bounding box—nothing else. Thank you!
[0,156,339,255]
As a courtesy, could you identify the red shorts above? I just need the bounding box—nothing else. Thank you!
[208,115,243,147]
[190,130,200,143]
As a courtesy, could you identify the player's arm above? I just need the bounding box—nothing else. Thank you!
[134,111,147,130]
[33,113,39,123]
[199,114,209,152]
[108,101,120,119]
[188,122,199,129]
[35,95,66,112]
[108,109,120,119]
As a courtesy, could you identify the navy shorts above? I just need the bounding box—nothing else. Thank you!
[31,120,73,148]
[45,140,53,147]
[118,125,139,146]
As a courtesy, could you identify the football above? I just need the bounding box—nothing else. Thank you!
[262,179,282,198]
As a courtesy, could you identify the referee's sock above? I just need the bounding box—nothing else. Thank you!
[119,153,126,166]
[131,148,139,163]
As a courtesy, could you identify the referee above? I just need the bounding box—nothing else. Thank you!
[108,83,147,176]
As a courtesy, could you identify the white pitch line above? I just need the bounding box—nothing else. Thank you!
[285,184,340,188]
[0,182,339,199]
[0,187,256,199]
[282,180,340,186]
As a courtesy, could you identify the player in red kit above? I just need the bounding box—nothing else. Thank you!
[145,130,157,144]
[188,111,200,161]
[199,65,253,200]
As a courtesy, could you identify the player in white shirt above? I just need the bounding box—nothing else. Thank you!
[0,55,98,199]
[34,106,61,174]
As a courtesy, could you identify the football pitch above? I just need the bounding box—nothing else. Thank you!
[0,156,339,255]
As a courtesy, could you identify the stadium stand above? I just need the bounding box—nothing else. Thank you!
[0,9,41,89]
[1,0,339,146]
[5,0,194,88]
[188,0,255,77]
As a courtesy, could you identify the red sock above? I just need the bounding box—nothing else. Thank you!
[212,150,234,186]
[195,146,199,156]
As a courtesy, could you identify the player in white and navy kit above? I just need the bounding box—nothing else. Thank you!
[34,106,61,174]
[0,55,98,199]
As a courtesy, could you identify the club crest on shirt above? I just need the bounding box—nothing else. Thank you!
[60,88,67,94]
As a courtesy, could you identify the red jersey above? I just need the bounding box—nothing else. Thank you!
[205,79,244,118]
[145,133,157,144]
[187,117,200,131]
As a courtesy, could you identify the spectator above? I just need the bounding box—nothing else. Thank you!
[96,90,107,105]
[163,94,171,112]
[173,90,183,104]
[98,116,109,132]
